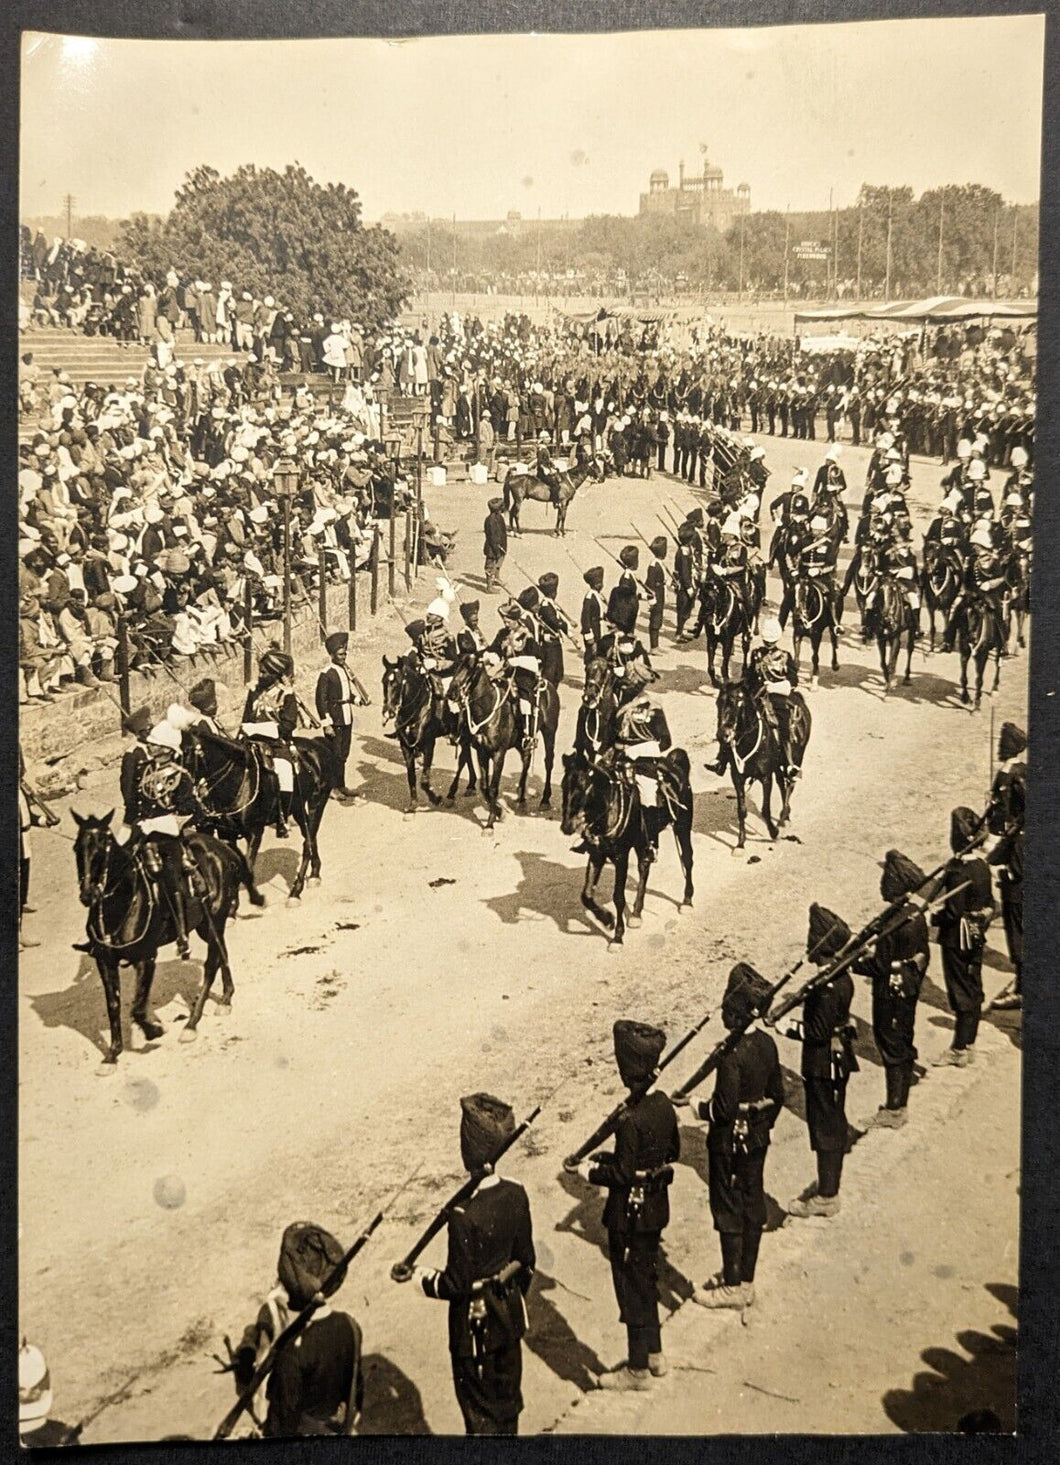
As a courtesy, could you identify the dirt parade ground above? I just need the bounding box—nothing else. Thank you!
[18,430,1024,1439]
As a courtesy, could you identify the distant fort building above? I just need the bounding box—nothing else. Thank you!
[639,157,750,232]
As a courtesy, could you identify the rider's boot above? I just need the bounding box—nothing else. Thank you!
[275,788,292,839]
[170,878,192,959]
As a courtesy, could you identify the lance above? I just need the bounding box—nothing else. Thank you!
[671,909,854,1105]
[767,878,972,1026]
[214,1164,423,1440]
[562,1010,714,1170]
[391,1100,550,1282]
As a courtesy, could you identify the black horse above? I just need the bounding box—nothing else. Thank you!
[954,596,1004,710]
[699,573,752,687]
[501,459,601,537]
[921,543,965,652]
[791,573,840,688]
[574,656,619,759]
[873,577,918,694]
[713,683,812,849]
[461,662,560,829]
[1002,546,1030,653]
[72,811,264,1064]
[181,728,336,903]
[560,750,694,947]
[380,653,477,812]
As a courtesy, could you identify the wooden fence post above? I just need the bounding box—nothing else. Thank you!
[116,614,131,723]
[370,525,380,616]
[243,580,253,683]
[349,555,358,633]
[318,547,328,639]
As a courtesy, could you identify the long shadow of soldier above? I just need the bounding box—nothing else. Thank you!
[29,952,204,1059]
[524,1272,606,1393]
[359,1353,432,1435]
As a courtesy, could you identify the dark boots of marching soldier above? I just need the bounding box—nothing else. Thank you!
[933,806,995,1068]
[579,1020,679,1391]
[786,905,858,1219]
[693,964,783,1309]
[414,1095,536,1435]
[854,849,931,1130]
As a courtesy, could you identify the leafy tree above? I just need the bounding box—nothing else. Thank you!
[118,163,410,330]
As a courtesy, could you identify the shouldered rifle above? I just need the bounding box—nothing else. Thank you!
[592,537,654,600]
[561,1011,713,1171]
[347,669,373,707]
[508,560,582,648]
[213,1167,422,1441]
[766,879,971,1026]
[391,1104,543,1283]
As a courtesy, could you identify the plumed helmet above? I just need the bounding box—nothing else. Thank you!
[880,848,927,902]
[188,678,217,714]
[277,1221,347,1310]
[998,721,1027,762]
[721,962,773,1030]
[459,1092,517,1172]
[950,806,982,853]
[619,545,640,570]
[260,648,294,678]
[537,571,559,597]
[807,903,852,961]
[583,566,604,590]
[166,702,197,732]
[956,438,973,460]
[426,597,451,621]
[613,1018,666,1084]
[760,617,782,644]
[146,720,181,753]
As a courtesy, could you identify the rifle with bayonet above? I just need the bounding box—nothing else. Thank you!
[562,1011,714,1171]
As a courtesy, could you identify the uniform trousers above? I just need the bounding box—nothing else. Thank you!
[451,1343,522,1435]
[326,724,353,786]
[940,943,984,1047]
[607,1229,662,1369]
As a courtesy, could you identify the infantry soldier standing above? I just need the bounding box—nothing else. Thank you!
[645,537,667,653]
[932,807,995,1066]
[607,546,643,636]
[483,496,507,593]
[315,631,368,800]
[692,963,783,1309]
[581,1020,679,1391]
[782,904,857,1219]
[853,850,931,1129]
[580,566,607,666]
[416,1095,536,1436]
[987,722,1026,1010]
[536,572,571,685]
[673,524,698,641]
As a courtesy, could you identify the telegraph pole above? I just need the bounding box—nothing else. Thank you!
[992,207,1000,298]
[856,199,864,301]
[738,213,745,302]
[884,192,893,302]
[827,186,833,298]
[451,212,457,310]
[425,216,431,320]
[1010,207,1018,287]
[783,207,790,303]
[63,193,75,239]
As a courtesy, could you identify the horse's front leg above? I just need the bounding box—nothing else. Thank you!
[733,772,748,850]
[287,830,312,903]
[609,848,630,949]
[130,956,164,1042]
[486,750,507,828]
[96,954,124,1064]
[959,650,971,705]
[674,802,695,906]
[183,943,217,1038]
[903,632,914,685]
[762,771,779,841]
[402,745,419,814]
[421,733,442,806]
[830,622,840,671]
[992,650,1002,694]
[540,726,555,809]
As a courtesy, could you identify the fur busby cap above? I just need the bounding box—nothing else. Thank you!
[807,903,852,962]
[277,1221,347,1309]
[537,571,559,597]
[686,507,704,527]
[487,496,504,512]
[583,566,604,590]
[404,618,426,641]
[677,523,695,544]
[721,962,773,1030]
[188,678,217,715]
[517,586,540,611]
[619,545,640,570]
[122,705,153,738]
[998,722,1027,762]
[459,600,480,622]
[950,806,983,853]
[613,1019,665,1084]
[650,536,668,557]
[459,1092,516,1172]
[881,848,926,902]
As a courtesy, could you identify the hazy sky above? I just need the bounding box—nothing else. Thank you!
[21,17,1044,224]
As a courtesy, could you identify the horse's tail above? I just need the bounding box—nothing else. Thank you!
[502,472,512,511]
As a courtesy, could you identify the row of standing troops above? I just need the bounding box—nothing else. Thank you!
[230,720,1024,1432]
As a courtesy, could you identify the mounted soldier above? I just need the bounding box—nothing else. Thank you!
[118,708,205,959]
[535,431,563,506]
[241,648,299,838]
[706,514,754,627]
[609,691,673,857]
[597,619,655,708]
[940,522,1005,653]
[411,596,460,722]
[487,600,542,753]
[448,600,487,717]
[716,618,799,781]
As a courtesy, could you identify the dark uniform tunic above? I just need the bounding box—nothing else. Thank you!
[701,1028,783,1235]
[988,762,1025,984]
[588,1092,679,1371]
[606,571,641,636]
[645,558,666,651]
[537,597,569,685]
[857,905,929,1070]
[120,745,200,901]
[264,1312,363,1437]
[932,856,995,1045]
[421,1177,535,1436]
[581,587,606,663]
[798,971,857,1153]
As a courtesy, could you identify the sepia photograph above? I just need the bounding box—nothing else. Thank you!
[16,13,1043,1443]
